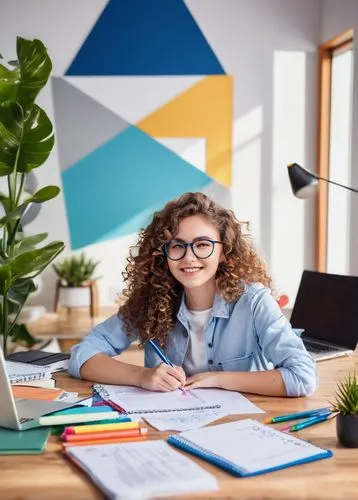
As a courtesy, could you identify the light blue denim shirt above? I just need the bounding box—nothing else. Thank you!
[69,283,317,397]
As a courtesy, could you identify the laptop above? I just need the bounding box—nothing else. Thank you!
[0,348,81,430]
[290,270,358,361]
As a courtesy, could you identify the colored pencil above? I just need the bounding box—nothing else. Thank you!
[281,413,336,432]
[264,407,333,424]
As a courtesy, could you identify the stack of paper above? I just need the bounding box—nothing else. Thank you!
[65,440,218,499]
[5,360,52,385]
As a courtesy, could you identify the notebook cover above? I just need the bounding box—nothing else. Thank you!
[0,427,50,455]
[167,435,333,477]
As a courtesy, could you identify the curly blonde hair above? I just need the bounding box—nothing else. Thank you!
[119,192,272,346]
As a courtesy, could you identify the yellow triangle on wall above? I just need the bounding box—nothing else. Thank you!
[137,75,233,187]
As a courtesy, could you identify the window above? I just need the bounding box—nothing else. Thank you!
[316,29,354,273]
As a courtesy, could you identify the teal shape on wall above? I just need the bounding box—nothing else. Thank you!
[62,126,212,249]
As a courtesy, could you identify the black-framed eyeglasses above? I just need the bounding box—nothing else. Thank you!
[162,238,224,261]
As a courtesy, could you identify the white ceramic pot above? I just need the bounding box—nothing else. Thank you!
[59,286,90,308]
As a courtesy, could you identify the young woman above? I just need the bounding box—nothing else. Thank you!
[69,192,316,397]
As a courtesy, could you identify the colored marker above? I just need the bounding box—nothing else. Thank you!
[64,421,139,435]
[62,435,147,448]
[281,412,335,432]
[264,407,333,424]
[63,427,147,442]
[148,339,187,395]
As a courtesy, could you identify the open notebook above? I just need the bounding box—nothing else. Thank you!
[168,419,332,477]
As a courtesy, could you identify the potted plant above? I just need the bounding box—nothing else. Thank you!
[0,37,64,356]
[333,373,358,448]
[53,253,100,308]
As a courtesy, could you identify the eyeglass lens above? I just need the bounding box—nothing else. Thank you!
[166,240,215,260]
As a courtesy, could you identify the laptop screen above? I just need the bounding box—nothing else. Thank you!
[290,270,358,350]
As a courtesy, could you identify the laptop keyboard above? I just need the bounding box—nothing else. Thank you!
[303,341,337,354]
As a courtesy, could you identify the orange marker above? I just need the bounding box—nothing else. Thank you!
[63,427,147,442]
[62,436,147,448]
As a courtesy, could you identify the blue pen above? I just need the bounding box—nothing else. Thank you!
[148,339,175,367]
[282,412,334,432]
[264,407,333,424]
[148,339,187,394]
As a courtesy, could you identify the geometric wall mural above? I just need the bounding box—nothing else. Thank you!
[52,0,233,250]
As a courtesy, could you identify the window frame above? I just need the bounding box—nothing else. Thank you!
[316,29,354,271]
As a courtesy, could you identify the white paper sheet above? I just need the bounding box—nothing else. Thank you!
[145,410,228,431]
[66,440,218,500]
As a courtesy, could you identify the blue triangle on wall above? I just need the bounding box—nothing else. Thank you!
[62,126,212,249]
[66,0,225,76]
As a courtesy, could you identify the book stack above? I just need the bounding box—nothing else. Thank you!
[5,360,54,388]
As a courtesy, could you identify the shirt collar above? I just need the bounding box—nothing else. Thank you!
[177,292,230,325]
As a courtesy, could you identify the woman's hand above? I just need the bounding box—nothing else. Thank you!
[139,363,186,392]
[184,371,220,390]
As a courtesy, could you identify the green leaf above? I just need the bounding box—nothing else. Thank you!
[9,241,64,279]
[10,323,40,347]
[0,63,18,103]
[0,193,11,214]
[0,100,24,176]
[0,102,54,178]
[7,278,37,315]
[0,186,60,226]
[0,264,11,294]
[16,37,52,111]
[13,233,48,255]
[31,186,60,202]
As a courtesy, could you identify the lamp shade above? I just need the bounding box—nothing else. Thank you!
[287,163,318,198]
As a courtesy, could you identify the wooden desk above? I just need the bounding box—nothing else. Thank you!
[1,354,358,500]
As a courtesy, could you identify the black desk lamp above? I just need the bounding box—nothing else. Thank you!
[287,162,358,198]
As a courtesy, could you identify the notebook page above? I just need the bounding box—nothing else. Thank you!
[94,384,221,415]
[66,440,218,500]
[177,419,328,474]
[145,410,228,431]
[192,388,264,414]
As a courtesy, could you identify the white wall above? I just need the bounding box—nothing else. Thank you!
[0,0,322,309]
[321,0,358,276]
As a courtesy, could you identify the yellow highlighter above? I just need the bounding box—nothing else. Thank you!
[67,421,139,435]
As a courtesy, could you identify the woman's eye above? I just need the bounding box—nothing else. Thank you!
[196,241,210,248]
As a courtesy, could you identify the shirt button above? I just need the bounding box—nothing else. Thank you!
[208,359,213,365]
[183,330,188,338]
[208,342,213,348]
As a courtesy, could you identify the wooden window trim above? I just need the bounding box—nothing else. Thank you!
[316,29,354,271]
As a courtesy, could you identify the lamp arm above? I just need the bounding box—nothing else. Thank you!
[316,175,358,193]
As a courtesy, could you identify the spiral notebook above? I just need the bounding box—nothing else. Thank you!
[168,419,333,477]
[93,384,221,416]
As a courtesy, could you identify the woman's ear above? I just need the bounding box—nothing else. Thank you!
[219,251,226,263]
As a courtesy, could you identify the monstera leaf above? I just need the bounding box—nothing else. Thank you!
[0,100,54,176]
[0,37,52,110]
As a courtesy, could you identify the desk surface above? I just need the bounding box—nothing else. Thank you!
[2,353,358,500]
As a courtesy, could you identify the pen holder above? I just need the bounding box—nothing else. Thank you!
[336,413,358,448]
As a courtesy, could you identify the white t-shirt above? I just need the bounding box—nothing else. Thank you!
[182,308,212,376]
